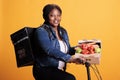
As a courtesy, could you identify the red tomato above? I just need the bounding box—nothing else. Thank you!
[81,50,89,54]
[89,50,95,54]
[80,43,88,50]
[87,45,95,51]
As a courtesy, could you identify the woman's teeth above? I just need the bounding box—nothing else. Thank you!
[54,20,58,23]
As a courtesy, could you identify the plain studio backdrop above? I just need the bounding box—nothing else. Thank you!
[0,0,120,80]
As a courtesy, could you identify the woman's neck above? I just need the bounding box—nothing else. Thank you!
[52,26,58,31]
[53,26,62,40]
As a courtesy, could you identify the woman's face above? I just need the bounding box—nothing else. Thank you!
[48,8,61,27]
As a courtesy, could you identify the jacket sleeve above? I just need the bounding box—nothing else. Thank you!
[69,47,76,55]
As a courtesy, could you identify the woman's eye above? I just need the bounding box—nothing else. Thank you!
[50,15,54,17]
[57,14,61,17]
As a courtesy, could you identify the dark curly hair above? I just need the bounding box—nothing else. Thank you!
[43,4,62,22]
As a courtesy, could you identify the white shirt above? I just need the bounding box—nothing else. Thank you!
[58,40,68,70]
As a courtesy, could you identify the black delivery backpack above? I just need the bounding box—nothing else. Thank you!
[10,27,36,67]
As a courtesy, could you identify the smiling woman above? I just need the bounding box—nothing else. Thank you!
[32,4,85,80]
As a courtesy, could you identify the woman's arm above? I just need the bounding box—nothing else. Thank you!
[35,27,71,62]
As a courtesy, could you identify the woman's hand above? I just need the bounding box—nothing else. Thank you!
[68,55,86,64]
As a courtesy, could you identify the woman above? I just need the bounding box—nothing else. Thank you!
[33,4,84,80]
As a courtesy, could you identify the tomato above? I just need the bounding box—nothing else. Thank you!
[89,50,95,54]
[80,43,88,50]
[87,45,95,51]
[81,50,89,54]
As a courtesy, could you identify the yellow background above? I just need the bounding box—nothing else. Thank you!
[0,0,120,80]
